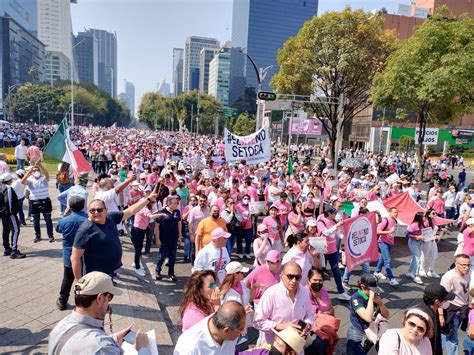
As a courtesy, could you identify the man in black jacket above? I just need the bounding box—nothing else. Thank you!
[1,173,25,259]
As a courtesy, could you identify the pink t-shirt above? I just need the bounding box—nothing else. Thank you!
[428,198,445,215]
[181,303,209,332]
[407,222,422,237]
[462,229,474,256]
[244,265,280,305]
[214,197,225,212]
[27,145,41,159]
[377,217,396,245]
[262,216,280,241]
[317,217,337,254]
[288,212,305,233]
[274,200,291,226]
[237,204,252,229]
[134,206,151,230]
[308,286,331,314]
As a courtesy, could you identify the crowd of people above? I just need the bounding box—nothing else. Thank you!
[0,123,474,354]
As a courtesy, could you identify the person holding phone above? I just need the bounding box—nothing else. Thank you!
[346,273,389,355]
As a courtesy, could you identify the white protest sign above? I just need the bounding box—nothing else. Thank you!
[421,227,436,242]
[385,173,400,185]
[202,169,215,179]
[354,189,368,201]
[415,128,439,145]
[394,224,408,238]
[224,126,271,165]
[309,236,328,253]
[249,201,266,215]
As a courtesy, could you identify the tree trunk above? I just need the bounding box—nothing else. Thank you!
[416,112,426,182]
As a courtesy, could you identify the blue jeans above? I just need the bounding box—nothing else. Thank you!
[442,312,460,355]
[446,207,456,220]
[346,325,368,355]
[155,237,178,276]
[16,159,25,170]
[343,262,370,284]
[237,228,253,255]
[408,239,422,275]
[463,335,474,355]
[324,251,345,294]
[226,235,236,257]
[375,242,394,279]
[58,183,73,212]
[182,221,191,260]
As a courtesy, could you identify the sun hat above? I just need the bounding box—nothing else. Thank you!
[225,261,250,274]
[74,271,123,296]
[265,250,281,263]
[271,327,306,354]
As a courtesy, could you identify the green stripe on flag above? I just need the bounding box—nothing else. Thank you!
[340,201,355,216]
[44,118,67,161]
[288,155,293,175]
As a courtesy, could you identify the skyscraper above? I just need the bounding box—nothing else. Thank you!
[158,79,171,97]
[208,47,231,106]
[183,36,220,93]
[199,48,217,94]
[230,0,318,109]
[87,29,118,97]
[0,0,37,35]
[118,80,135,116]
[0,15,45,115]
[37,0,76,82]
[74,31,98,85]
[172,48,183,96]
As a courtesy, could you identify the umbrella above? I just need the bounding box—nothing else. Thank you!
[339,158,365,169]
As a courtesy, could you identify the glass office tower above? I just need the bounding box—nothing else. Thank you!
[230,0,318,110]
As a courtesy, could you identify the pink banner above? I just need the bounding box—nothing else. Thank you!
[291,118,323,135]
[343,212,379,272]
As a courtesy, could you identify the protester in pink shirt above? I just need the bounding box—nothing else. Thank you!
[428,189,446,217]
[462,218,474,257]
[262,205,282,251]
[179,270,220,332]
[274,192,291,227]
[236,194,253,259]
[374,207,399,286]
[253,224,275,266]
[245,250,281,305]
[287,201,305,234]
[26,143,42,165]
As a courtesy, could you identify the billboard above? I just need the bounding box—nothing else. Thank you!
[291,118,323,135]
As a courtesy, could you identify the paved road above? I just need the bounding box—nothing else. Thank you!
[0,178,469,355]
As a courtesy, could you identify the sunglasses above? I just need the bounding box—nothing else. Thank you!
[285,274,302,281]
[407,320,425,334]
[89,208,105,214]
[267,260,281,264]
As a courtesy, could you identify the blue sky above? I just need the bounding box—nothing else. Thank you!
[71,0,409,112]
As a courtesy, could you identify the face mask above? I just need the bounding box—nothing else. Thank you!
[311,282,323,292]
[260,232,268,238]
[212,212,219,219]
[33,172,41,178]
[242,199,249,205]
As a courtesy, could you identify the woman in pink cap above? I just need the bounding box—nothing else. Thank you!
[253,223,274,266]
[244,250,281,306]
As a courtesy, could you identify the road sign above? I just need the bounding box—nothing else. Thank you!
[258,91,277,101]
[414,128,438,145]
[222,107,238,118]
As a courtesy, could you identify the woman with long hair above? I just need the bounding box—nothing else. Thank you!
[282,232,314,285]
[179,270,220,332]
[419,209,441,279]
[406,212,426,285]
[262,204,282,251]
[378,308,434,354]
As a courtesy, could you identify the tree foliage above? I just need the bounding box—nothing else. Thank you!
[371,7,474,179]
[4,82,131,126]
[272,7,397,162]
[138,90,224,134]
[230,112,256,136]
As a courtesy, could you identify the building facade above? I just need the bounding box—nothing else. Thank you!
[74,31,98,85]
[0,0,37,35]
[0,16,45,115]
[118,80,135,116]
[86,28,117,97]
[172,48,183,96]
[208,47,231,106]
[199,48,217,94]
[158,79,171,97]
[183,36,219,93]
[230,0,318,110]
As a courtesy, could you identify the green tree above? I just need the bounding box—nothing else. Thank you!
[371,7,474,180]
[272,8,397,163]
[138,92,165,128]
[230,112,256,136]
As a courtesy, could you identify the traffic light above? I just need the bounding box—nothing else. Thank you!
[258,91,277,101]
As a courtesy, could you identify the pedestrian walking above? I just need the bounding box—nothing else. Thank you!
[1,173,25,259]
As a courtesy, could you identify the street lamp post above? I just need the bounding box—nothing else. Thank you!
[239,50,273,131]
[3,83,24,121]
[70,38,88,127]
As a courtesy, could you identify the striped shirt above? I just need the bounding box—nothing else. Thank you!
[27,176,50,200]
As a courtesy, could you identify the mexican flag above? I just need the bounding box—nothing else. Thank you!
[287,155,293,175]
[44,118,92,174]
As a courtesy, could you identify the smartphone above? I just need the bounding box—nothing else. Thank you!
[123,330,137,344]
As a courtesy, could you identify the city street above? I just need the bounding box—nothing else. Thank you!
[0,178,469,354]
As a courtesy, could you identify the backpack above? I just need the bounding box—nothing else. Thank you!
[56,170,70,184]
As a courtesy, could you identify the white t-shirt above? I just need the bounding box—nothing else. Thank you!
[173,315,237,355]
[15,145,27,159]
[193,243,230,284]
[94,189,120,213]
[12,179,25,199]
[267,186,280,204]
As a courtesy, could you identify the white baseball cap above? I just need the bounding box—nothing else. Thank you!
[74,271,123,296]
[466,218,474,226]
[225,261,249,275]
